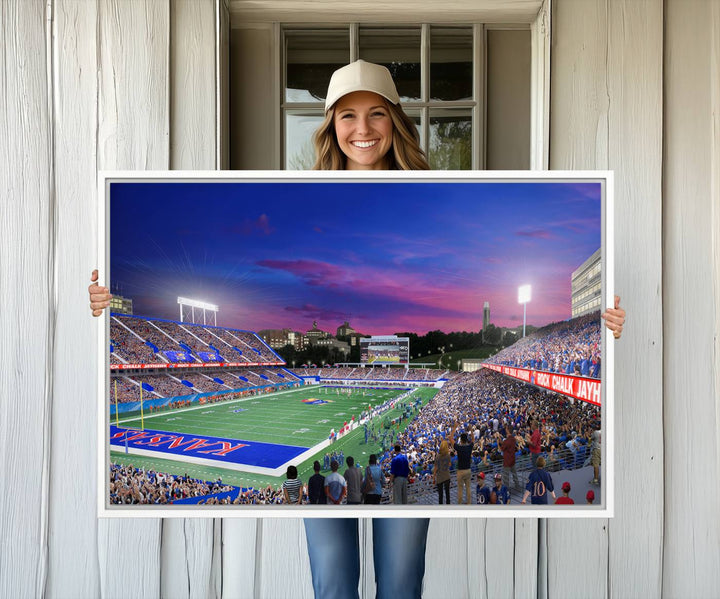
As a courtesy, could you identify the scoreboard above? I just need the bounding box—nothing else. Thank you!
[360,335,409,364]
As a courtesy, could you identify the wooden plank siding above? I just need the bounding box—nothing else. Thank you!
[605,1,665,596]
[0,1,53,597]
[549,1,664,598]
[663,1,720,596]
[162,2,220,598]
[47,1,101,597]
[95,1,169,596]
[1,1,719,597]
[549,3,611,593]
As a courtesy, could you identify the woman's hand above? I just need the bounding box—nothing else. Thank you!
[601,295,625,339]
[89,269,112,316]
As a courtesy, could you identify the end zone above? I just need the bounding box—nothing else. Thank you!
[109,425,329,477]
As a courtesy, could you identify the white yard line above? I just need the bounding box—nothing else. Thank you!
[116,385,309,426]
[113,385,418,477]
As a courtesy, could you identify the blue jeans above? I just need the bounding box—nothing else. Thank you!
[303,518,430,599]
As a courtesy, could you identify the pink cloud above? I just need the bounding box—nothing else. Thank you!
[256,259,346,287]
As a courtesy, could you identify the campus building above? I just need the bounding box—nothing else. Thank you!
[109,294,133,315]
[258,328,306,351]
[571,248,602,318]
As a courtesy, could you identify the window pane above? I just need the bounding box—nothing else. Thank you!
[486,30,530,169]
[430,27,473,101]
[429,109,472,170]
[286,30,349,103]
[359,28,421,102]
[402,109,423,149]
[285,112,324,169]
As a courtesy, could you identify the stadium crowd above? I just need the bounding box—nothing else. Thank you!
[109,368,299,404]
[110,367,600,506]
[109,463,235,504]
[110,321,162,364]
[293,366,450,382]
[177,369,598,506]
[110,314,280,366]
[109,378,160,403]
[370,369,601,496]
[487,312,602,378]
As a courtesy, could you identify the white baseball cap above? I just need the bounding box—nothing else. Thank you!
[324,60,400,112]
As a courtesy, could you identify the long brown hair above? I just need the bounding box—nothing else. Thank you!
[312,100,430,171]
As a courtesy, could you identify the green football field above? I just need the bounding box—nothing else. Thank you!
[110,384,438,489]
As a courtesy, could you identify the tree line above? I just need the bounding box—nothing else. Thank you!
[275,323,534,367]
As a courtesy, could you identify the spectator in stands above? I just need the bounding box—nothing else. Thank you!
[390,444,411,504]
[565,432,582,468]
[545,444,561,471]
[450,422,474,505]
[586,490,595,505]
[491,472,511,505]
[109,464,235,505]
[307,461,326,505]
[363,454,383,504]
[521,457,556,505]
[529,418,542,466]
[324,460,347,505]
[501,426,520,489]
[476,472,491,505]
[555,481,574,504]
[282,465,304,505]
[343,456,363,505]
[433,440,451,504]
[486,304,625,380]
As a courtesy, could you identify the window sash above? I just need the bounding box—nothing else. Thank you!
[281,23,485,169]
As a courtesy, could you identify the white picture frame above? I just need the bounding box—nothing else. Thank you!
[97,170,614,519]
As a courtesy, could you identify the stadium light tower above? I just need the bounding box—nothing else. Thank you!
[518,284,531,337]
[177,296,219,325]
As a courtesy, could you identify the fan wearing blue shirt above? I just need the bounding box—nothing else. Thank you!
[521,457,556,504]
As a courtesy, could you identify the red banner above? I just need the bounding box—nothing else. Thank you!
[481,364,601,406]
[110,361,285,370]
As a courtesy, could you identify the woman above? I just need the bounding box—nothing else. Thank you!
[311,61,428,172]
[282,465,304,505]
[89,60,626,599]
[433,440,451,504]
[300,60,432,599]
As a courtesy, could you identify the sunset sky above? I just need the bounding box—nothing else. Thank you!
[110,180,601,335]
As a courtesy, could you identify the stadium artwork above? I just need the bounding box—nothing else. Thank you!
[97,171,614,518]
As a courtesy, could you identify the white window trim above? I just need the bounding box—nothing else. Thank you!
[530,0,551,169]
[228,1,544,25]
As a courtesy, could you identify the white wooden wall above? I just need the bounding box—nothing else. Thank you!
[663,1,720,596]
[1,0,718,597]
[550,1,664,596]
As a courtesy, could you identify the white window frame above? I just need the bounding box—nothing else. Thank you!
[235,0,551,170]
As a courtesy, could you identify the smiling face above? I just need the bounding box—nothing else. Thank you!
[333,90,394,170]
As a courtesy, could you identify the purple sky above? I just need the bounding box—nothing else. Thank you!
[110,180,602,335]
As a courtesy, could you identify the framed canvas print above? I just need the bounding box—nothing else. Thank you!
[97,171,614,518]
